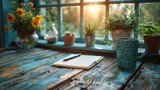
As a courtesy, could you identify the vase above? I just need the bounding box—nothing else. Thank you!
[85,35,95,47]
[15,31,39,49]
[44,23,58,43]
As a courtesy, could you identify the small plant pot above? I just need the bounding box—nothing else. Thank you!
[63,33,75,45]
[144,35,160,54]
[85,35,95,47]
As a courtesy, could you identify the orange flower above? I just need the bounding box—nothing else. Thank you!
[19,3,25,7]
[4,24,10,32]
[36,15,44,21]
[31,17,40,29]
[16,8,25,17]
[28,2,34,7]
[31,15,43,29]
[7,13,15,23]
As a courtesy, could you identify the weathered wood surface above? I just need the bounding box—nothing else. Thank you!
[52,57,142,90]
[125,63,160,90]
[0,48,83,90]
[0,48,159,90]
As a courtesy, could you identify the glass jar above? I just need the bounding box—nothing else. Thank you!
[15,31,39,49]
[44,23,58,43]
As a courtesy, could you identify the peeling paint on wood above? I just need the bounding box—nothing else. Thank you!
[125,63,160,90]
[0,48,159,90]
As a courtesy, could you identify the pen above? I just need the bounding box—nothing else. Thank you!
[63,53,81,62]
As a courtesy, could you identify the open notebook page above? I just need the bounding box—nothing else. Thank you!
[52,54,103,69]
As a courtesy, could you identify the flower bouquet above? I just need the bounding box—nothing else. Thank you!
[5,1,43,49]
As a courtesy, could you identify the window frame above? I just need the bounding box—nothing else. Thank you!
[36,0,160,45]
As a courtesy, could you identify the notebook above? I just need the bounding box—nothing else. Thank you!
[52,54,103,69]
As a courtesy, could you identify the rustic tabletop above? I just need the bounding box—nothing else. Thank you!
[0,48,159,90]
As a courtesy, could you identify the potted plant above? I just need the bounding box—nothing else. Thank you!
[81,18,100,47]
[63,32,75,45]
[105,5,136,48]
[139,22,160,54]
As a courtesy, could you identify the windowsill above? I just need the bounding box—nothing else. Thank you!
[37,39,148,56]
[37,40,116,56]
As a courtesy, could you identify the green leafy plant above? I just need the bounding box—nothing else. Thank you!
[139,22,160,36]
[106,5,137,31]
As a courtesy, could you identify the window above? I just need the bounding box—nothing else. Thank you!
[37,0,160,44]
[62,6,80,37]
[40,7,58,36]
[139,2,160,41]
[61,0,80,3]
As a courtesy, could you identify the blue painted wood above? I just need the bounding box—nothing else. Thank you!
[0,65,53,89]
[0,51,68,81]
[0,0,5,48]
[57,0,62,38]
[125,63,160,90]
[1,0,19,48]
[0,49,82,90]
[0,49,46,64]
[0,48,157,90]
[38,40,148,54]
[50,57,143,90]
[0,49,69,76]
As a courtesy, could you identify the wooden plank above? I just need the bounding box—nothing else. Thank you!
[0,48,147,90]
[0,65,53,89]
[51,57,116,90]
[0,49,83,90]
[0,49,50,64]
[125,63,160,90]
[6,68,82,90]
[0,50,59,68]
[0,52,68,83]
[0,48,42,57]
[53,57,142,90]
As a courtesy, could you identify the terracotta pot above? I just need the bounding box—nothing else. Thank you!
[111,25,132,48]
[114,25,132,30]
[144,36,160,54]
[63,34,75,45]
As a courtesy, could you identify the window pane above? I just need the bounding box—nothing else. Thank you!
[109,4,134,16]
[84,5,106,39]
[62,6,80,37]
[108,4,135,40]
[139,3,160,25]
[40,7,58,36]
[61,0,80,3]
[40,0,57,5]
[84,0,105,2]
[139,2,160,41]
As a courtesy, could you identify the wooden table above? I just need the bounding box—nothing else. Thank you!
[0,48,159,90]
